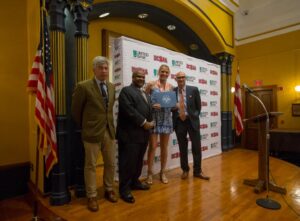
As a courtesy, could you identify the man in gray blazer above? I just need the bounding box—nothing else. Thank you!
[172,71,210,181]
[72,56,117,212]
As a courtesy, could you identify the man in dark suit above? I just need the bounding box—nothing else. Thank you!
[71,56,117,212]
[172,71,210,180]
[117,70,154,203]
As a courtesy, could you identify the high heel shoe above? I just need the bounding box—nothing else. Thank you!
[160,171,168,184]
[146,173,153,185]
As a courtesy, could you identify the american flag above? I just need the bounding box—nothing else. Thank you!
[27,9,57,177]
[234,67,244,136]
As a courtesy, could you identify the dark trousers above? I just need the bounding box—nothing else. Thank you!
[174,118,202,174]
[118,141,148,196]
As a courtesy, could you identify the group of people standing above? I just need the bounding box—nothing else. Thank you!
[71,56,209,212]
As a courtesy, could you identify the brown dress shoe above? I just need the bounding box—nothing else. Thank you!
[194,172,210,180]
[87,197,99,212]
[104,190,118,203]
[181,171,189,180]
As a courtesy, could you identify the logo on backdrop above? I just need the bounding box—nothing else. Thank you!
[210,122,218,128]
[200,134,209,141]
[200,111,209,118]
[114,53,121,59]
[210,80,217,86]
[186,64,196,71]
[201,101,208,107]
[154,55,168,63]
[114,67,121,73]
[171,152,180,159]
[210,91,218,96]
[210,70,218,76]
[172,139,178,146]
[172,60,184,68]
[211,112,218,116]
[186,75,196,82]
[199,79,207,85]
[200,124,208,129]
[153,69,158,77]
[199,66,208,73]
[211,142,218,148]
[211,132,219,137]
[199,89,208,96]
[114,82,122,87]
[132,50,149,60]
[201,146,208,151]
[114,74,121,81]
[154,155,161,163]
[210,101,218,107]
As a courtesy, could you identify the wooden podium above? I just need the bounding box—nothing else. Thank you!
[243,112,287,194]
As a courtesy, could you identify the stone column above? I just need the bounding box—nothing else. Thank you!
[70,0,93,197]
[48,0,71,205]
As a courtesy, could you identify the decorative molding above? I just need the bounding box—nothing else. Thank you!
[218,0,239,13]
[70,0,93,37]
[189,0,234,48]
[235,22,300,45]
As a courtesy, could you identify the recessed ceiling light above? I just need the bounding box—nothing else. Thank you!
[138,13,148,19]
[189,43,199,50]
[99,12,110,18]
[167,25,176,31]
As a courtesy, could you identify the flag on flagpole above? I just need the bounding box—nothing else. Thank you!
[234,66,244,136]
[27,7,58,177]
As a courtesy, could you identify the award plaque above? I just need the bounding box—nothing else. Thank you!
[151,91,177,108]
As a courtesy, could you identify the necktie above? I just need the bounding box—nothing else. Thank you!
[100,82,108,108]
[140,89,148,103]
[179,88,186,121]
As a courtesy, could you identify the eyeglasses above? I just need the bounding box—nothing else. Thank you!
[176,76,185,79]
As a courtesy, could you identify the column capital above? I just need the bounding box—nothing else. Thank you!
[216,52,229,74]
[70,0,93,37]
[226,54,234,75]
[49,0,68,32]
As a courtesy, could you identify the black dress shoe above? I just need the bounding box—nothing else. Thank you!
[194,172,210,180]
[131,182,150,190]
[121,193,135,203]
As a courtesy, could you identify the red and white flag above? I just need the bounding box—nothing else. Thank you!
[234,67,244,136]
[27,8,57,177]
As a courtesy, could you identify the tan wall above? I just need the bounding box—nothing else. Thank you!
[0,1,30,166]
[233,30,300,129]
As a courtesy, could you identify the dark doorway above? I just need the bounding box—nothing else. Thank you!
[242,85,278,150]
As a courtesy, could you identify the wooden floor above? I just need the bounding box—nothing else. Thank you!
[1,149,300,221]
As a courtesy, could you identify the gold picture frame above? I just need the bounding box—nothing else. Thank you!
[292,103,300,116]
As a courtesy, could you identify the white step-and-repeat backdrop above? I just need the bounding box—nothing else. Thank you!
[113,36,221,176]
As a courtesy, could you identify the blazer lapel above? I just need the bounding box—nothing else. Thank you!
[186,86,192,109]
[92,78,106,108]
[107,82,114,105]
[132,85,149,106]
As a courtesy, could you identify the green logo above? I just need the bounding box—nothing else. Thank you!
[199,67,208,73]
[210,101,217,107]
[210,122,218,128]
[210,80,217,86]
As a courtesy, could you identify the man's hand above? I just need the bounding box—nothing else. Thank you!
[152,103,161,110]
[143,121,155,130]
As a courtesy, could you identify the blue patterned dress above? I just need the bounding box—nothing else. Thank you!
[150,86,173,134]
